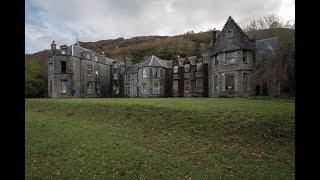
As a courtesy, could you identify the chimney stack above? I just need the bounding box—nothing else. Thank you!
[51,40,56,52]
[212,28,217,47]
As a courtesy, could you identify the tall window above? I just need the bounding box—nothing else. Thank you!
[173,66,179,73]
[126,87,130,95]
[243,73,248,92]
[153,83,160,94]
[61,61,66,73]
[173,80,179,94]
[184,64,190,72]
[225,74,235,90]
[142,83,147,94]
[213,74,218,93]
[95,56,98,61]
[142,68,147,78]
[114,70,118,80]
[196,62,202,71]
[153,67,160,77]
[113,85,119,94]
[86,53,91,60]
[184,80,190,93]
[225,52,235,64]
[61,80,68,94]
[196,79,203,92]
[86,65,92,76]
[125,75,130,83]
[243,50,247,63]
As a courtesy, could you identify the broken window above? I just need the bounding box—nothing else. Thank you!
[243,50,247,63]
[153,67,160,77]
[61,61,66,73]
[196,79,203,92]
[153,83,160,94]
[173,66,179,73]
[243,73,248,92]
[225,51,235,64]
[173,80,179,94]
[61,80,68,94]
[225,74,235,90]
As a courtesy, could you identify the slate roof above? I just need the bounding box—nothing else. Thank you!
[140,55,169,68]
[212,16,255,56]
[255,37,278,65]
[175,53,210,66]
[125,63,141,74]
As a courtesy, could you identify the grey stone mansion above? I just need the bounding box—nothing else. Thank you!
[48,16,282,98]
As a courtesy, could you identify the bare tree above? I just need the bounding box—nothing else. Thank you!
[245,15,295,31]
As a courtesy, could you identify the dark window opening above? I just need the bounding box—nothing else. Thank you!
[243,50,247,63]
[225,74,235,91]
[61,61,66,73]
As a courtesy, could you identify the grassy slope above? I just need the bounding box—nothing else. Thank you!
[26,98,295,179]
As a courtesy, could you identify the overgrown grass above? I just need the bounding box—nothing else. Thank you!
[26,98,295,179]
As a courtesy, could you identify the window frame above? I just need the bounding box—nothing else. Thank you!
[153,67,161,78]
[173,66,179,73]
[86,82,92,94]
[86,65,92,76]
[243,50,248,63]
[142,83,147,94]
[95,67,100,76]
[153,83,160,94]
[61,61,67,73]
[173,80,179,94]
[86,53,91,60]
[184,79,191,93]
[142,68,147,78]
[61,80,68,94]
[214,56,218,66]
[184,64,190,72]
[225,74,235,91]
[196,62,202,71]
[225,51,235,64]
[196,79,203,92]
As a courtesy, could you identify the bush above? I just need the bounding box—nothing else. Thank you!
[25,78,47,98]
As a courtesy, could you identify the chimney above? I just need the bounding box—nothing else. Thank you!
[212,28,217,47]
[125,57,132,68]
[51,40,56,52]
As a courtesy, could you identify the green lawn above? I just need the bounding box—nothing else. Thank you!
[26,97,295,179]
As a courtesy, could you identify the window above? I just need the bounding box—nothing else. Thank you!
[142,83,147,94]
[243,73,248,92]
[213,74,218,92]
[95,56,98,61]
[95,67,100,76]
[153,83,160,94]
[61,61,66,73]
[142,68,147,78]
[86,65,92,76]
[184,64,190,72]
[86,82,92,94]
[61,80,68,94]
[173,66,179,73]
[196,79,203,92]
[114,70,118,80]
[86,53,91,60]
[243,50,247,63]
[227,30,233,38]
[173,81,179,94]
[95,83,101,95]
[153,67,160,77]
[113,85,119,94]
[196,62,202,71]
[225,52,235,64]
[184,80,190,93]
[125,75,130,83]
[225,74,235,90]
[214,57,218,66]
[125,87,130,95]
[61,50,66,55]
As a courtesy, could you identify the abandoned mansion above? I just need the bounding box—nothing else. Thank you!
[48,16,283,98]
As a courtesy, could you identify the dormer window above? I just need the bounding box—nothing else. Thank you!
[184,64,190,72]
[227,30,233,38]
[86,53,91,60]
[196,62,202,71]
[173,66,179,73]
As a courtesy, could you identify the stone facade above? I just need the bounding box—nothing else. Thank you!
[48,41,116,98]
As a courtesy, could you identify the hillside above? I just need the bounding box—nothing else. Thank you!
[26,98,295,179]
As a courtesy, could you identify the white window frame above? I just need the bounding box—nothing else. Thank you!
[86,53,91,60]
[95,56,98,61]
[173,66,179,73]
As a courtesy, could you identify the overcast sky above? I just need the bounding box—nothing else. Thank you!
[25,0,295,53]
